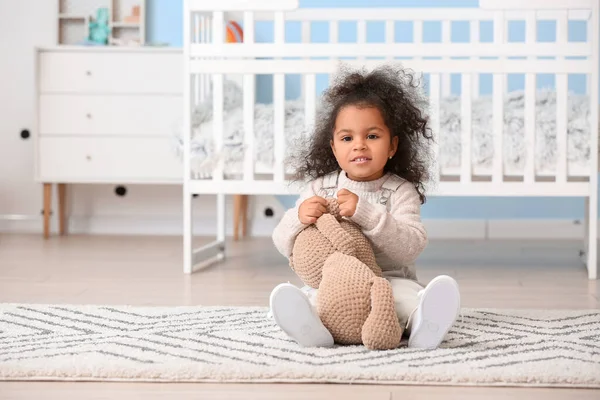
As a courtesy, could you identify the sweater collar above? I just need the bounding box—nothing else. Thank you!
[337,170,391,193]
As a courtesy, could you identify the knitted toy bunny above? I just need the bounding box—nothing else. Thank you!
[289,199,403,350]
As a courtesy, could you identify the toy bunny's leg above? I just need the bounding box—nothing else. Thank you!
[362,277,403,350]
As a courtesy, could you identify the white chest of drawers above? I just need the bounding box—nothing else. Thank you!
[34,46,184,237]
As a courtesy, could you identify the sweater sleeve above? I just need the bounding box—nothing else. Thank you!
[271,179,320,258]
[348,182,428,266]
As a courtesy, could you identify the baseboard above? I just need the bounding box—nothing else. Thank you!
[0,214,591,240]
[487,219,586,240]
[423,220,487,239]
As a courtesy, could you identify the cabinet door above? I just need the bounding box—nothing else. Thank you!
[0,0,56,224]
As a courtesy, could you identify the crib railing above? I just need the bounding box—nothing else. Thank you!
[184,0,599,196]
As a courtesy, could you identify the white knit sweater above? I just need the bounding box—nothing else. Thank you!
[272,170,428,281]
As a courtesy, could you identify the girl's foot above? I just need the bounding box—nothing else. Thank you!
[269,283,334,348]
[408,275,461,349]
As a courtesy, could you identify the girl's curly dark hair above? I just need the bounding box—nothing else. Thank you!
[291,64,434,204]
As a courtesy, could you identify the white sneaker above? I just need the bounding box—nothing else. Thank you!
[408,275,461,349]
[269,283,334,348]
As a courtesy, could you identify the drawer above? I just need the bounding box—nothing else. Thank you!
[37,137,182,183]
[38,51,182,94]
[39,94,182,136]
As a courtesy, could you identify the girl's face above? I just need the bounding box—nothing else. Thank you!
[330,105,398,182]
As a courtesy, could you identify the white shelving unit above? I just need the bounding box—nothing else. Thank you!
[57,0,145,46]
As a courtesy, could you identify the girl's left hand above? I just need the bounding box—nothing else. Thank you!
[337,189,359,217]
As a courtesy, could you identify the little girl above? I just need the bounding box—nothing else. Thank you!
[269,64,461,349]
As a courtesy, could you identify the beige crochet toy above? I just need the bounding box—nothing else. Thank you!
[289,199,403,350]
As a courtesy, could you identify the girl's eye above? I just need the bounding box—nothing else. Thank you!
[367,134,378,139]
[341,136,352,142]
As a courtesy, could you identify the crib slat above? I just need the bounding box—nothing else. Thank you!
[212,12,224,181]
[556,74,568,183]
[524,12,536,183]
[274,73,285,182]
[493,11,507,94]
[329,20,338,43]
[588,15,593,96]
[385,20,394,42]
[274,11,285,45]
[556,11,568,45]
[300,21,310,99]
[493,11,505,43]
[524,73,536,183]
[357,20,366,62]
[243,12,254,43]
[470,21,479,99]
[442,20,451,98]
[242,11,255,181]
[492,73,504,183]
[243,74,255,181]
[384,20,394,61]
[304,74,316,138]
[213,73,224,181]
[588,0,599,279]
[413,21,423,92]
[429,73,441,180]
[556,11,568,183]
[413,20,422,44]
[204,16,211,102]
[194,14,200,105]
[461,74,472,183]
[526,11,536,48]
[301,21,310,43]
[274,11,285,181]
[194,13,201,43]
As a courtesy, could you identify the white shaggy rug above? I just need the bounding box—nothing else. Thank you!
[0,304,599,388]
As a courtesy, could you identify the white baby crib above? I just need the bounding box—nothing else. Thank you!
[181,0,599,279]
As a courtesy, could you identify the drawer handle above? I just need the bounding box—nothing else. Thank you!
[86,113,92,119]
[86,70,92,76]
[86,155,92,161]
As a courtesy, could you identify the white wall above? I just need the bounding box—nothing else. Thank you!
[0,1,285,238]
[0,0,56,231]
[2,183,285,238]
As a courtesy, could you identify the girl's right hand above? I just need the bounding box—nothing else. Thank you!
[298,196,328,225]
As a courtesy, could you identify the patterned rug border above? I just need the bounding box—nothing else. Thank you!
[2,376,600,389]
[1,304,599,388]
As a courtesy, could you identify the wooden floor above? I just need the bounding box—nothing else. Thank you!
[0,233,599,399]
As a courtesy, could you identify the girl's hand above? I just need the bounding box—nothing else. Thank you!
[298,196,328,224]
[337,189,359,217]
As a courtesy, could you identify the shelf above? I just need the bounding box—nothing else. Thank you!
[112,22,140,28]
[59,14,87,20]
[57,0,145,45]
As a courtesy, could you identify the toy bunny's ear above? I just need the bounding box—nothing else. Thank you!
[326,198,342,220]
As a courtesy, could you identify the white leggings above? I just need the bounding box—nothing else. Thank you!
[302,277,424,335]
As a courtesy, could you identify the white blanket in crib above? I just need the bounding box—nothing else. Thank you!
[173,79,593,178]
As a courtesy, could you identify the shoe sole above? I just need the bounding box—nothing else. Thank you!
[408,275,461,349]
[269,283,334,348]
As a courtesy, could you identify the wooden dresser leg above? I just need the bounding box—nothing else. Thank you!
[241,195,248,238]
[233,194,242,241]
[58,183,67,235]
[43,183,52,239]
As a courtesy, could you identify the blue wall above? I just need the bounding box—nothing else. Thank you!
[146,0,596,220]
